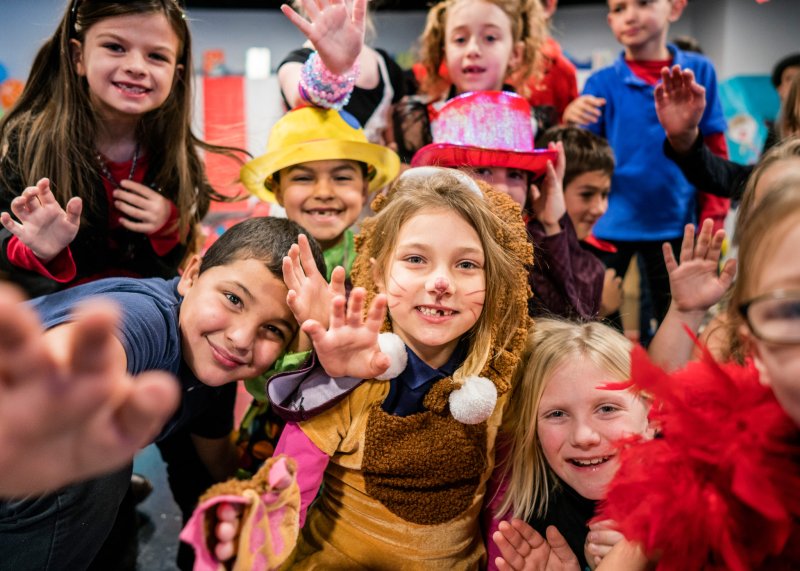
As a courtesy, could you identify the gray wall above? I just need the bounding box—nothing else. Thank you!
[0,1,797,81]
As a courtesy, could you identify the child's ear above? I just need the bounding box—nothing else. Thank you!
[177,255,203,296]
[508,41,525,75]
[668,0,688,22]
[273,179,286,207]
[70,39,86,76]
[174,64,185,84]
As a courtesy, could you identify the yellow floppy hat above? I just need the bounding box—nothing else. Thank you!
[240,107,401,203]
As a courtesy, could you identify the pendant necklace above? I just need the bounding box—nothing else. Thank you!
[96,143,140,187]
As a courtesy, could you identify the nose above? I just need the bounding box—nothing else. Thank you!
[226,324,255,355]
[124,51,147,76]
[589,195,607,217]
[312,177,334,199]
[465,36,481,57]
[426,272,454,296]
[570,419,601,449]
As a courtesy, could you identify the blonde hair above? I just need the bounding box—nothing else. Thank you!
[361,170,529,379]
[418,0,545,100]
[497,319,632,520]
[727,177,800,360]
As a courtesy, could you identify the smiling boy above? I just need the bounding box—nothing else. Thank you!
[240,107,400,282]
[0,217,325,571]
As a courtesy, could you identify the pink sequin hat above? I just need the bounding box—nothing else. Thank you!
[411,91,556,175]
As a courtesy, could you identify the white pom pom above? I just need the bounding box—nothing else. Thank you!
[375,333,408,380]
[449,376,498,424]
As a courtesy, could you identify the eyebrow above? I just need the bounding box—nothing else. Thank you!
[224,280,255,302]
[397,242,484,257]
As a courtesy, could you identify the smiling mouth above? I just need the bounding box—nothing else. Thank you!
[569,456,611,467]
[417,306,456,317]
[462,66,486,74]
[303,208,343,217]
[114,82,150,95]
[208,340,247,369]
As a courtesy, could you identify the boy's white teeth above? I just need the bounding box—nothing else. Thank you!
[418,307,454,317]
[571,456,609,467]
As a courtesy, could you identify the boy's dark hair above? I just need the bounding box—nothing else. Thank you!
[200,217,326,279]
[537,126,615,188]
[772,53,800,88]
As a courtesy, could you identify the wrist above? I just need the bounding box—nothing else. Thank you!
[299,51,359,110]
[666,302,706,327]
[667,128,700,155]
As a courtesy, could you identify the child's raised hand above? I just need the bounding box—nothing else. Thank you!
[585,520,625,570]
[281,0,367,75]
[301,287,391,379]
[663,218,737,315]
[0,178,81,262]
[599,268,623,318]
[530,141,566,236]
[493,519,581,571]
[283,233,346,329]
[654,65,707,154]
[113,180,174,235]
[563,95,606,126]
[0,287,179,497]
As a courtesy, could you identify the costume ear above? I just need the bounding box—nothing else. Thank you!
[70,39,86,76]
[177,255,202,296]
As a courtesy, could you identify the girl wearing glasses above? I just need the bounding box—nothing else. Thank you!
[0,0,240,298]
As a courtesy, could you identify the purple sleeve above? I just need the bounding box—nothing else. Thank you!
[526,215,605,319]
[274,422,330,527]
[483,459,513,570]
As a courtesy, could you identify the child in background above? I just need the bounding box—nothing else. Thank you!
[0,0,240,298]
[525,0,579,126]
[0,217,325,571]
[394,0,546,162]
[278,0,405,145]
[410,90,604,320]
[593,181,800,571]
[564,0,728,340]
[186,168,532,568]
[487,216,734,571]
[537,125,624,319]
[240,106,399,285]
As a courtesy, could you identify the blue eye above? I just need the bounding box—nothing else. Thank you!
[405,255,424,264]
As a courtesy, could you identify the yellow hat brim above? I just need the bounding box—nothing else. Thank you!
[240,139,401,203]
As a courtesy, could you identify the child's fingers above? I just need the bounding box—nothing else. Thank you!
[693,219,714,259]
[65,197,83,225]
[546,525,578,563]
[662,241,677,274]
[281,2,313,36]
[67,301,121,376]
[301,319,327,345]
[679,223,695,264]
[0,211,22,236]
[719,258,737,290]
[114,370,180,450]
[351,0,367,28]
[509,518,546,550]
[283,256,300,292]
[345,287,366,327]
[492,529,529,570]
[297,234,322,278]
[329,295,347,330]
[707,229,726,262]
[365,293,387,329]
[329,266,346,298]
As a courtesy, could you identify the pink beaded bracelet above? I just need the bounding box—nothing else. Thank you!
[298,51,359,110]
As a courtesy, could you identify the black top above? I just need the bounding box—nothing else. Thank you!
[279,47,406,129]
[663,134,753,201]
[528,481,597,571]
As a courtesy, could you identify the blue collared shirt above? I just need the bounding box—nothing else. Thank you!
[381,340,469,417]
[582,44,727,241]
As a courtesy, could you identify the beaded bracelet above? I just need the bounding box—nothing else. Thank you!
[298,51,359,111]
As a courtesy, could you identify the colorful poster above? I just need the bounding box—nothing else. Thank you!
[718,75,780,165]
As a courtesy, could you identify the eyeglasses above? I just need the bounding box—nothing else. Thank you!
[739,290,800,344]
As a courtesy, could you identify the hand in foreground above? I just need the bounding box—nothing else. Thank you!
[654,65,706,154]
[301,287,391,379]
[530,141,566,236]
[664,218,736,316]
[283,233,346,329]
[281,0,367,75]
[585,519,625,570]
[493,519,581,571]
[0,286,179,497]
[563,95,606,126]
[113,180,174,235]
[0,177,81,262]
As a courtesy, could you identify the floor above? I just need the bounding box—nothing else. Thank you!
[134,444,183,571]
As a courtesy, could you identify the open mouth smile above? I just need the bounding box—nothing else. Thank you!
[113,81,151,95]
[417,305,457,318]
[568,455,612,468]
[462,65,486,75]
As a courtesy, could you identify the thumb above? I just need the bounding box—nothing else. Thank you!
[371,351,391,377]
[66,197,83,224]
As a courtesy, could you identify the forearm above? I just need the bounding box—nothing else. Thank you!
[663,135,750,199]
[648,303,705,372]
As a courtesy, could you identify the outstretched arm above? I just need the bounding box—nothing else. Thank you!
[648,219,736,371]
[0,285,179,497]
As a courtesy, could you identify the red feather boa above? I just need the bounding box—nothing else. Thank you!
[596,346,800,570]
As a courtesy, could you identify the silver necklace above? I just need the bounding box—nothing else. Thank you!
[96,143,140,187]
